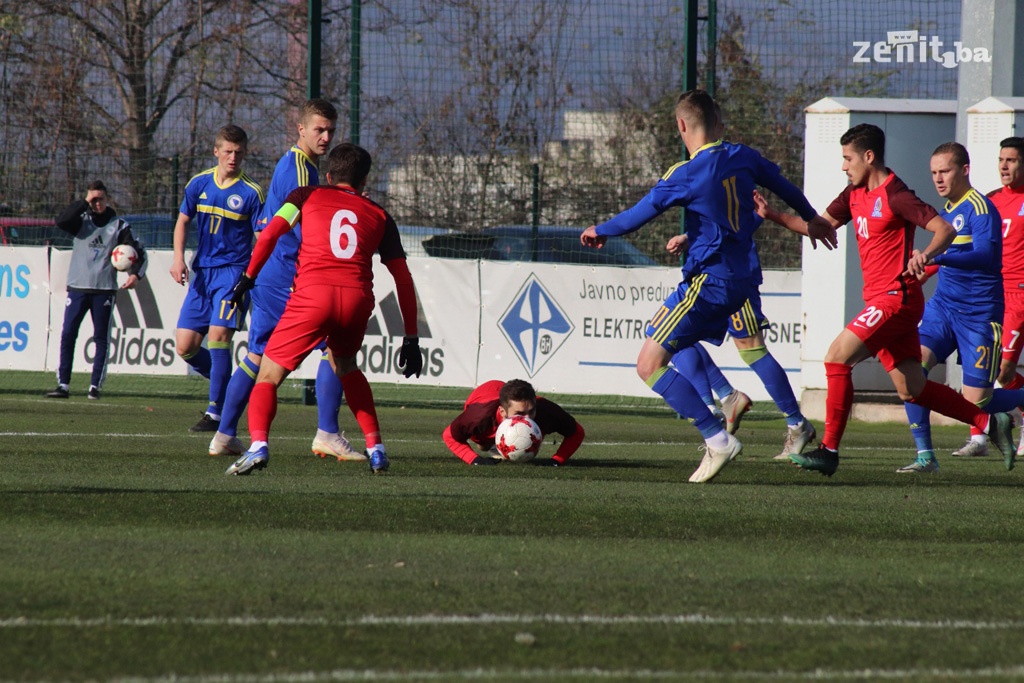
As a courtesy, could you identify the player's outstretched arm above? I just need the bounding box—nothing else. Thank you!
[905,215,955,277]
[753,190,837,250]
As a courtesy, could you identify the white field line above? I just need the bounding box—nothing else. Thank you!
[89,664,1024,682]
[2,613,1023,630]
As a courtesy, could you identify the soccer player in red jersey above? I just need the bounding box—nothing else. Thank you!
[955,137,1024,458]
[783,124,1014,476]
[224,143,425,476]
[443,379,585,466]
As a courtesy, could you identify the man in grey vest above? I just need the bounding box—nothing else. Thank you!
[46,181,147,400]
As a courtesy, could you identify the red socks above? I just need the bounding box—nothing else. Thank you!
[822,362,853,451]
[341,369,381,449]
[248,382,278,443]
[910,380,988,432]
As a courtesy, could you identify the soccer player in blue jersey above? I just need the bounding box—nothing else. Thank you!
[669,185,818,461]
[209,100,372,461]
[581,89,836,483]
[898,142,1022,472]
[170,124,265,433]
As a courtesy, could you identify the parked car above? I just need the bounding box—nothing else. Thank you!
[0,217,68,247]
[421,225,656,266]
[397,225,454,258]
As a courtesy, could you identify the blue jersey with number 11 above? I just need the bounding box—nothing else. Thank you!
[257,146,319,289]
[596,140,817,283]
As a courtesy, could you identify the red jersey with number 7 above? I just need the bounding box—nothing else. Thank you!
[987,183,1024,291]
[825,171,939,301]
[253,184,406,290]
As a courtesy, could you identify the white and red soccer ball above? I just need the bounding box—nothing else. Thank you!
[494,415,543,462]
[110,244,138,272]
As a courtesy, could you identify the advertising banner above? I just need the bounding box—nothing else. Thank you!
[0,245,51,371]
[22,246,803,401]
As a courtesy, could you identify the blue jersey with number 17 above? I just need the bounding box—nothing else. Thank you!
[179,168,264,268]
[256,146,319,289]
[596,140,817,283]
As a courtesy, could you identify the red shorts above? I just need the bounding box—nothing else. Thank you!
[263,284,374,371]
[1001,288,1024,366]
[846,291,924,372]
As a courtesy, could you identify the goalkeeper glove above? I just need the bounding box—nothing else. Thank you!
[397,336,424,378]
[228,273,255,309]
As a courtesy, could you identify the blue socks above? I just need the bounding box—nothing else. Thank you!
[219,355,260,436]
[316,354,344,433]
[649,366,723,439]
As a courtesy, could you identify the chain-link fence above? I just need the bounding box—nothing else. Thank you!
[1,0,961,268]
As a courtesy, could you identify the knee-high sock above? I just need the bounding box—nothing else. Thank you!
[910,380,989,432]
[742,345,802,425]
[822,362,853,451]
[904,366,933,453]
[219,356,260,437]
[695,343,734,399]
[649,365,723,439]
[340,368,380,448]
[316,354,345,433]
[181,347,211,379]
[672,347,715,406]
[247,381,278,444]
[207,341,232,417]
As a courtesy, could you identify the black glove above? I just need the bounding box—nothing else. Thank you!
[228,273,255,310]
[397,336,423,378]
[471,456,501,466]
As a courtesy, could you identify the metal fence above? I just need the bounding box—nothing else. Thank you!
[1,0,962,268]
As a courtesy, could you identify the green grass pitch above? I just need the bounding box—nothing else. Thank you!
[2,371,1024,682]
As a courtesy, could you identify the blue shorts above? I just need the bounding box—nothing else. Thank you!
[247,282,290,356]
[646,275,750,353]
[918,301,1001,389]
[727,290,771,340]
[177,265,248,333]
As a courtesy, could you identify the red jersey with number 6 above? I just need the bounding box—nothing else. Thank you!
[988,183,1024,291]
[280,184,406,289]
[826,172,939,301]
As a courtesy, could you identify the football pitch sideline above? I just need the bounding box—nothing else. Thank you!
[2,371,1024,682]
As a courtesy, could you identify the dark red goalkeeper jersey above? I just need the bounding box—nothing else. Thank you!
[448,383,578,450]
[826,172,939,301]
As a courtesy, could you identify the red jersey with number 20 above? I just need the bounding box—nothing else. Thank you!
[251,184,406,291]
[826,172,939,301]
[988,184,1024,291]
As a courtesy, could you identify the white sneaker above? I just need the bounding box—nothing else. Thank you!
[689,433,742,483]
[719,390,752,435]
[774,420,816,460]
[951,438,988,458]
[311,429,367,461]
[208,431,245,457]
[1017,429,1024,458]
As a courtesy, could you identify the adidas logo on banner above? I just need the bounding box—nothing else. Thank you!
[359,291,443,377]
